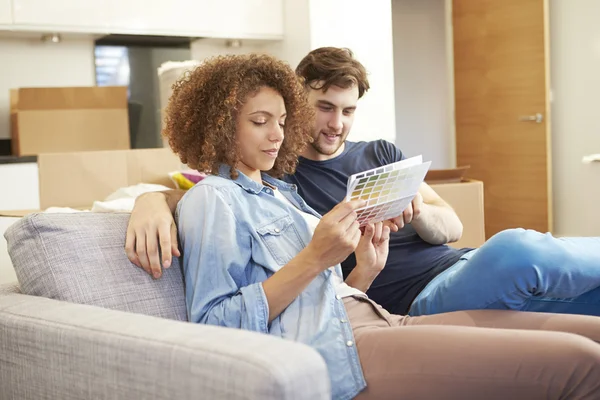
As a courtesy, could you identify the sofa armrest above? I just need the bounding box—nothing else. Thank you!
[0,293,330,400]
[0,281,19,295]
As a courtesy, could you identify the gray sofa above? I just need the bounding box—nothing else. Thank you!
[0,213,330,400]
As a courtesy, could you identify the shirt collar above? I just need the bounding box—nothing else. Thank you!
[217,164,294,194]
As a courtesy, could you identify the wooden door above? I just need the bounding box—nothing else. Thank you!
[452,0,551,238]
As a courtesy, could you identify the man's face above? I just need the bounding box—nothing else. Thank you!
[303,83,359,161]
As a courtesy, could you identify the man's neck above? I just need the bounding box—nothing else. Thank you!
[301,142,346,162]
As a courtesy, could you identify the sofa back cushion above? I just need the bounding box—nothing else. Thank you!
[4,212,187,321]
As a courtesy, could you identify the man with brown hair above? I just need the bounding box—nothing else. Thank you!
[126,47,600,317]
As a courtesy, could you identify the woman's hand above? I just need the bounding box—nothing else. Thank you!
[303,199,366,271]
[355,222,391,273]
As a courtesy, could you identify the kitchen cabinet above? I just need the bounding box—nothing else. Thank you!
[7,0,283,39]
[203,0,284,39]
[0,161,40,211]
[109,0,283,38]
[12,0,111,32]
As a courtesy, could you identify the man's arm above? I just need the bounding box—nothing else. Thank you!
[390,183,463,245]
[163,189,187,214]
[410,183,463,245]
[125,189,186,278]
[380,141,462,245]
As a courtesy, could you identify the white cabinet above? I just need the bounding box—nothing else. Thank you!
[7,0,283,39]
[12,0,111,32]
[109,0,283,38]
[0,0,12,24]
[108,0,202,36]
[0,163,40,211]
[211,0,284,39]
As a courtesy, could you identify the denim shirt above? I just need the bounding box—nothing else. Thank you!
[176,165,367,400]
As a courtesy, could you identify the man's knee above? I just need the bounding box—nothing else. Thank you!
[486,228,548,253]
[479,228,552,272]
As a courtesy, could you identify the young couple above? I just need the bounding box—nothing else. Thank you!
[127,48,600,398]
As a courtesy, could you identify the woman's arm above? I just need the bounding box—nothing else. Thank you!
[262,200,366,321]
[179,185,366,329]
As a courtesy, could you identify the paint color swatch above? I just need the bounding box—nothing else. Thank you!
[346,156,431,226]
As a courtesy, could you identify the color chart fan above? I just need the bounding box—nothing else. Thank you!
[346,156,431,226]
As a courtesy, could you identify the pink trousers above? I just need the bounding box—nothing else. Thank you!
[345,296,600,400]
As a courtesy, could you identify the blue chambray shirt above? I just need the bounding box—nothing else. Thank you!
[176,165,367,400]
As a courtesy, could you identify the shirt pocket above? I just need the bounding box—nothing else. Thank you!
[256,215,306,266]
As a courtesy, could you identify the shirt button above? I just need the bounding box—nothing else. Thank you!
[340,319,347,323]
[346,340,354,347]
[274,228,280,233]
[335,294,342,300]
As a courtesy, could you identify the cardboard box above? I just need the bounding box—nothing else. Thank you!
[10,86,131,156]
[0,148,183,217]
[425,166,486,248]
[428,176,486,249]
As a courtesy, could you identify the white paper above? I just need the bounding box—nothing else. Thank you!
[346,155,431,226]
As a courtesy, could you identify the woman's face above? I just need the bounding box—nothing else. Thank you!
[235,86,286,180]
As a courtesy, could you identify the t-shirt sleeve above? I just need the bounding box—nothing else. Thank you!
[379,139,404,164]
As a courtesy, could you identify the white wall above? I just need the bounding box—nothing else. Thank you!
[392,0,452,168]
[549,0,600,237]
[263,0,311,68]
[0,37,96,140]
[308,0,396,144]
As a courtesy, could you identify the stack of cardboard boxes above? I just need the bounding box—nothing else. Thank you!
[10,86,131,156]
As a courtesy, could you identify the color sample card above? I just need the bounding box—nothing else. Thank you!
[346,156,431,226]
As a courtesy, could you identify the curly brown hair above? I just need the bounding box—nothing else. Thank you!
[163,53,314,179]
[295,47,370,98]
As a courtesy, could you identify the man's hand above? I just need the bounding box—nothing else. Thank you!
[355,222,391,272]
[303,199,367,270]
[125,192,180,279]
[387,192,424,231]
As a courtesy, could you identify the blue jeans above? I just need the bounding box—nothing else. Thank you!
[409,228,600,317]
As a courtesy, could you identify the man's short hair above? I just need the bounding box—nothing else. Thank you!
[295,47,370,99]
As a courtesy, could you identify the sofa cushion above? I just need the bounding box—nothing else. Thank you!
[4,212,187,321]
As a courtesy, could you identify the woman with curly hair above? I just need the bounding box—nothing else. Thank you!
[169,53,600,400]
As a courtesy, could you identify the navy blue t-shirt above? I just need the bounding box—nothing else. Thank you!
[284,140,471,314]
